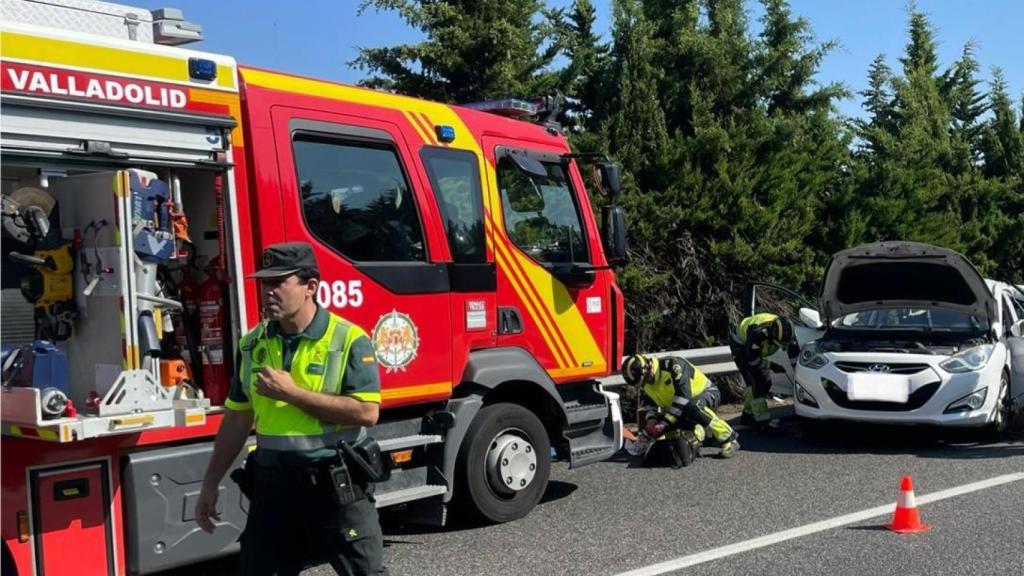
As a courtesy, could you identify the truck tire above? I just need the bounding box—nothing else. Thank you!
[455,402,551,523]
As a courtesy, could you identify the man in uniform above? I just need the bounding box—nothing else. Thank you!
[622,354,739,467]
[729,313,795,426]
[195,242,388,576]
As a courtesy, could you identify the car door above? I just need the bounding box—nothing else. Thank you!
[743,283,825,396]
[1004,288,1024,409]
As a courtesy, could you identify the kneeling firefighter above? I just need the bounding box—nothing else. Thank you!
[728,313,794,426]
[622,354,739,467]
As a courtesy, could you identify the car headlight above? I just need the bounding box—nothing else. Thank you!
[796,384,819,408]
[939,344,994,374]
[798,343,829,369]
[944,388,988,413]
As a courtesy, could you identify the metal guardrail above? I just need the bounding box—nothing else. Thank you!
[598,345,738,388]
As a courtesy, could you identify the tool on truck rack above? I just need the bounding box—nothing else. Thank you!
[2,187,78,340]
[129,170,184,367]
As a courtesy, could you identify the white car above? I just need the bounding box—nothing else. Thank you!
[749,242,1023,436]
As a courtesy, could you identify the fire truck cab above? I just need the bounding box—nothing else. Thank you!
[0,1,627,574]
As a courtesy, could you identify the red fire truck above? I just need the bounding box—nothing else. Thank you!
[0,1,628,574]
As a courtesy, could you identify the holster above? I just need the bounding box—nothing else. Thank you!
[230,451,256,500]
[337,437,390,484]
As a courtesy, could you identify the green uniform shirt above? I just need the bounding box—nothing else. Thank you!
[226,306,381,466]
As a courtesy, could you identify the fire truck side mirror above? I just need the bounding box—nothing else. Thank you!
[594,162,621,197]
[601,205,628,264]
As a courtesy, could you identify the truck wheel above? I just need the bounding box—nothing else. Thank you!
[455,403,551,523]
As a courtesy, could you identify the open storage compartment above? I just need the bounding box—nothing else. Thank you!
[2,159,240,440]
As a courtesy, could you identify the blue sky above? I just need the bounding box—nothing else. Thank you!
[147,0,1022,120]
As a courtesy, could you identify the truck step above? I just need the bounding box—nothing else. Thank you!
[570,444,617,467]
[374,484,447,509]
[564,401,608,425]
[378,434,443,452]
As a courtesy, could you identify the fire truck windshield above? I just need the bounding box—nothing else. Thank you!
[498,158,589,265]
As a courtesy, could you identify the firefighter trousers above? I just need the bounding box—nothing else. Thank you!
[676,386,735,444]
[730,338,773,421]
[240,462,389,576]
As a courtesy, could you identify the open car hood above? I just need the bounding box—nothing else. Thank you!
[820,242,996,324]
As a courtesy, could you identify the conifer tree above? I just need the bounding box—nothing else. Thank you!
[352,0,562,102]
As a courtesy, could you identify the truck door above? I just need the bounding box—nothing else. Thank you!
[483,139,609,381]
[271,108,453,406]
[419,146,497,381]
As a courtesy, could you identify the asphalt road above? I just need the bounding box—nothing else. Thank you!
[162,413,1024,576]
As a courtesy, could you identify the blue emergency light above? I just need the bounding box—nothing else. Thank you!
[435,125,456,143]
[189,57,217,81]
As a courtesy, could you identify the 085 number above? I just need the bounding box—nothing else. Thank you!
[316,280,364,309]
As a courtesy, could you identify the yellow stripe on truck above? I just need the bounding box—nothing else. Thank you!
[0,31,236,90]
[491,232,573,369]
[382,382,452,401]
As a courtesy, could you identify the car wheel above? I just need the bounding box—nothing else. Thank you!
[455,403,551,523]
[982,372,1011,441]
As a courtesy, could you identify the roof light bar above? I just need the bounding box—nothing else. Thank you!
[461,99,538,118]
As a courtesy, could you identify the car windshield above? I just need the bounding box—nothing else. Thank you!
[835,308,987,332]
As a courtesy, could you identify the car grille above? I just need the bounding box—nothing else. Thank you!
[823,380,940,412]
[834,361,931,375]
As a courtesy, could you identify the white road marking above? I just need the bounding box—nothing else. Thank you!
[614,472,1024,576]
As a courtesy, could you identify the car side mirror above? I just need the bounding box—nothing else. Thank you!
[799,307,823,329]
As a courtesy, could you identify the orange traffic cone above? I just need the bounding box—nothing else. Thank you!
[886,475,929,533]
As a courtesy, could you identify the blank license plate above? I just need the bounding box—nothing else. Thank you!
[847,374,911,403]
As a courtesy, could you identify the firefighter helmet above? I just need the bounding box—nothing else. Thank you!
[622,354,656,386]
[774,317,794,345]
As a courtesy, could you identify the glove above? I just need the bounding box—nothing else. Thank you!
[644,418,667,438]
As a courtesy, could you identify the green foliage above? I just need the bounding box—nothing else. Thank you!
[354,0,1024,357]
[352,0,563,102]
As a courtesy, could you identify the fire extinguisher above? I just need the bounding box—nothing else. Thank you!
[197,261,229,405]
[171,263,202,386]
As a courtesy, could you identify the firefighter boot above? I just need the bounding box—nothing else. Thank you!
[703,407,739,459]
[719,438,740,459]
[741,387,771,426]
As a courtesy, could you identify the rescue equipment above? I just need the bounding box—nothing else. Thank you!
[3,187,77,340]
[1,341,71,419]
[197,261,229,404]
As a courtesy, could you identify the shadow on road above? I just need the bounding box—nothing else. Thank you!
[379,479,579,538]
[845,524,893,532]
[733,416,1024,460]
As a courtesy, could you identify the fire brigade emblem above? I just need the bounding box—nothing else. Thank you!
[262,251,274,267]
[372,310,419,373]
